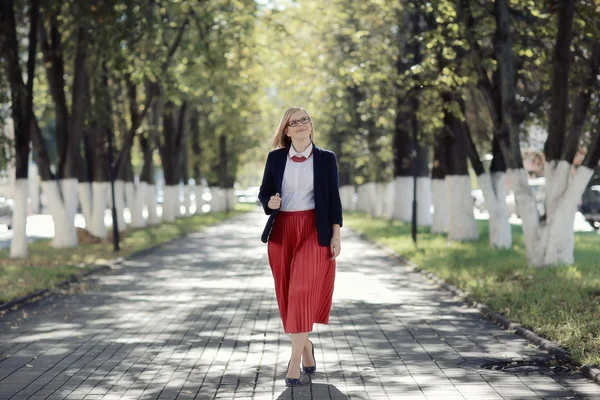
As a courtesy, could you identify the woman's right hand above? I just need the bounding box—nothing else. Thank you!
[268,193,281,210]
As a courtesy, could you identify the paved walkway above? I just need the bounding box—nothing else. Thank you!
[1,209,600,400]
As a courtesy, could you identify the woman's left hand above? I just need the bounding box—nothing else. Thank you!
[330,237,341,260]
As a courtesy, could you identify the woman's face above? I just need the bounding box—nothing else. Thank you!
[285,109,312,143]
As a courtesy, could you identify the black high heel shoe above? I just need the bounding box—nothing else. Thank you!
[302,340,317,375]
[285,360,301,387]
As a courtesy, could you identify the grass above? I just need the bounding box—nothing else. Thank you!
[0,203,256,305]
[344,211,600,367]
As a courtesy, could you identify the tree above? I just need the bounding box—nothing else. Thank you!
[468,0,600,266]
[0,0,39,257]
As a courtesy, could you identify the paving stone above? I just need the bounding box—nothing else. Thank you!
[0,210,599,400]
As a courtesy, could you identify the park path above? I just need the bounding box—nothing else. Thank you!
[1,209,599,400]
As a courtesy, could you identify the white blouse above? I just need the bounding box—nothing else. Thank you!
[281,143,315,211]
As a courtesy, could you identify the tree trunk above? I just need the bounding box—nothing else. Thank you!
[463,105,512,248]
[86,73,109,237]
[190,107,206,214]
[431,137,448,233]
[392,108,413,221]
[492,0,542,262]
[544,0,575,162]
[158,101,187,221]
[38,13,88,247]
[218,134,232,212]
[114,17,189,176]
[121,78,145,228]
[142,83,160,224]
[443,96,478,241]
[486,138,511,248]
[1,0,38,257]
[89,120,109,238]
[392,6,427,224]
[139,133,157,225]
[415,145,432,227]
[180,112,191,215]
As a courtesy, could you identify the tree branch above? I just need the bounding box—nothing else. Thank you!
[114,14,190,172]
[461,0,501,130]
[582,115,600,169]
[562,41,600,163]
[544,0,575,162]
[515,90,548,124]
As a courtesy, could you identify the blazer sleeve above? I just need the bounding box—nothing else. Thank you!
[258,153,275,215]
[329,152,343,227]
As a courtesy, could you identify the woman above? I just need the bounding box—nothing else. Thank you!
[258,106,343,387]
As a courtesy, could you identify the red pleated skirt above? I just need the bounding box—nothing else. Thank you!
[267,209,336,334]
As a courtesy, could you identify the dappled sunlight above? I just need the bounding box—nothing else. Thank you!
[1,210,599,398]
[347,210,600,367]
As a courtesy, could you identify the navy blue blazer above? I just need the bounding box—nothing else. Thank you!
[258,143,343,246]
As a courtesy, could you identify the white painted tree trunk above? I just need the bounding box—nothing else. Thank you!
[221,188,230,213]
[478,172,512,248]
[209,186,223,213]
[90,182,108,238]
[416,177,432,227]
[392,176,413,221]
[542,161,593,266]
[10,179,28,258]
[339,185,353,211]
[28,163,40,214]
[130,182,146,228]
[113,180,126,232]
[124,182,138,225]
[382,181,395,219]
[373,182,386,218]
[390,177,432,225]
[78,183,93,228]
[447,175,479,241]
[195,186,206,214]
[224,188,236,212]
[61,179,79,231]
[146,184,160,225]
[363,182,377,217]
[431,178,448,233]
[162,185,179,222]
[356,184,367,213]
[514,161,594,267]
[183,184,193,215]
[42,180,78,248]
[508,168,542,265]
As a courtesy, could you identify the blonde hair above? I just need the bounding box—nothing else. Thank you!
[271,106,315,148]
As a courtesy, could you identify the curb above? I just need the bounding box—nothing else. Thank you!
[0,233,180,314]
[353,230,600,386]
[0,264,112,313]
[0,210,248,314]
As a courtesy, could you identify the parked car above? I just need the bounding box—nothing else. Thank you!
[579,185,600,230]
[0,196,13,230]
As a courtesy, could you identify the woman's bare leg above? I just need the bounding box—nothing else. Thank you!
[287,332,308,378]
[302,335,315,367]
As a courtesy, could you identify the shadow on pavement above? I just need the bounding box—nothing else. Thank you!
[0,212,598,399]
[277,383,349,399]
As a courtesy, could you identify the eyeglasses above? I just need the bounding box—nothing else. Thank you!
[288,116,312,127]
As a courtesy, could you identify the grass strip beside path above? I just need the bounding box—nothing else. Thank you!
[345,211,600,367]
[0,204,255,304]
